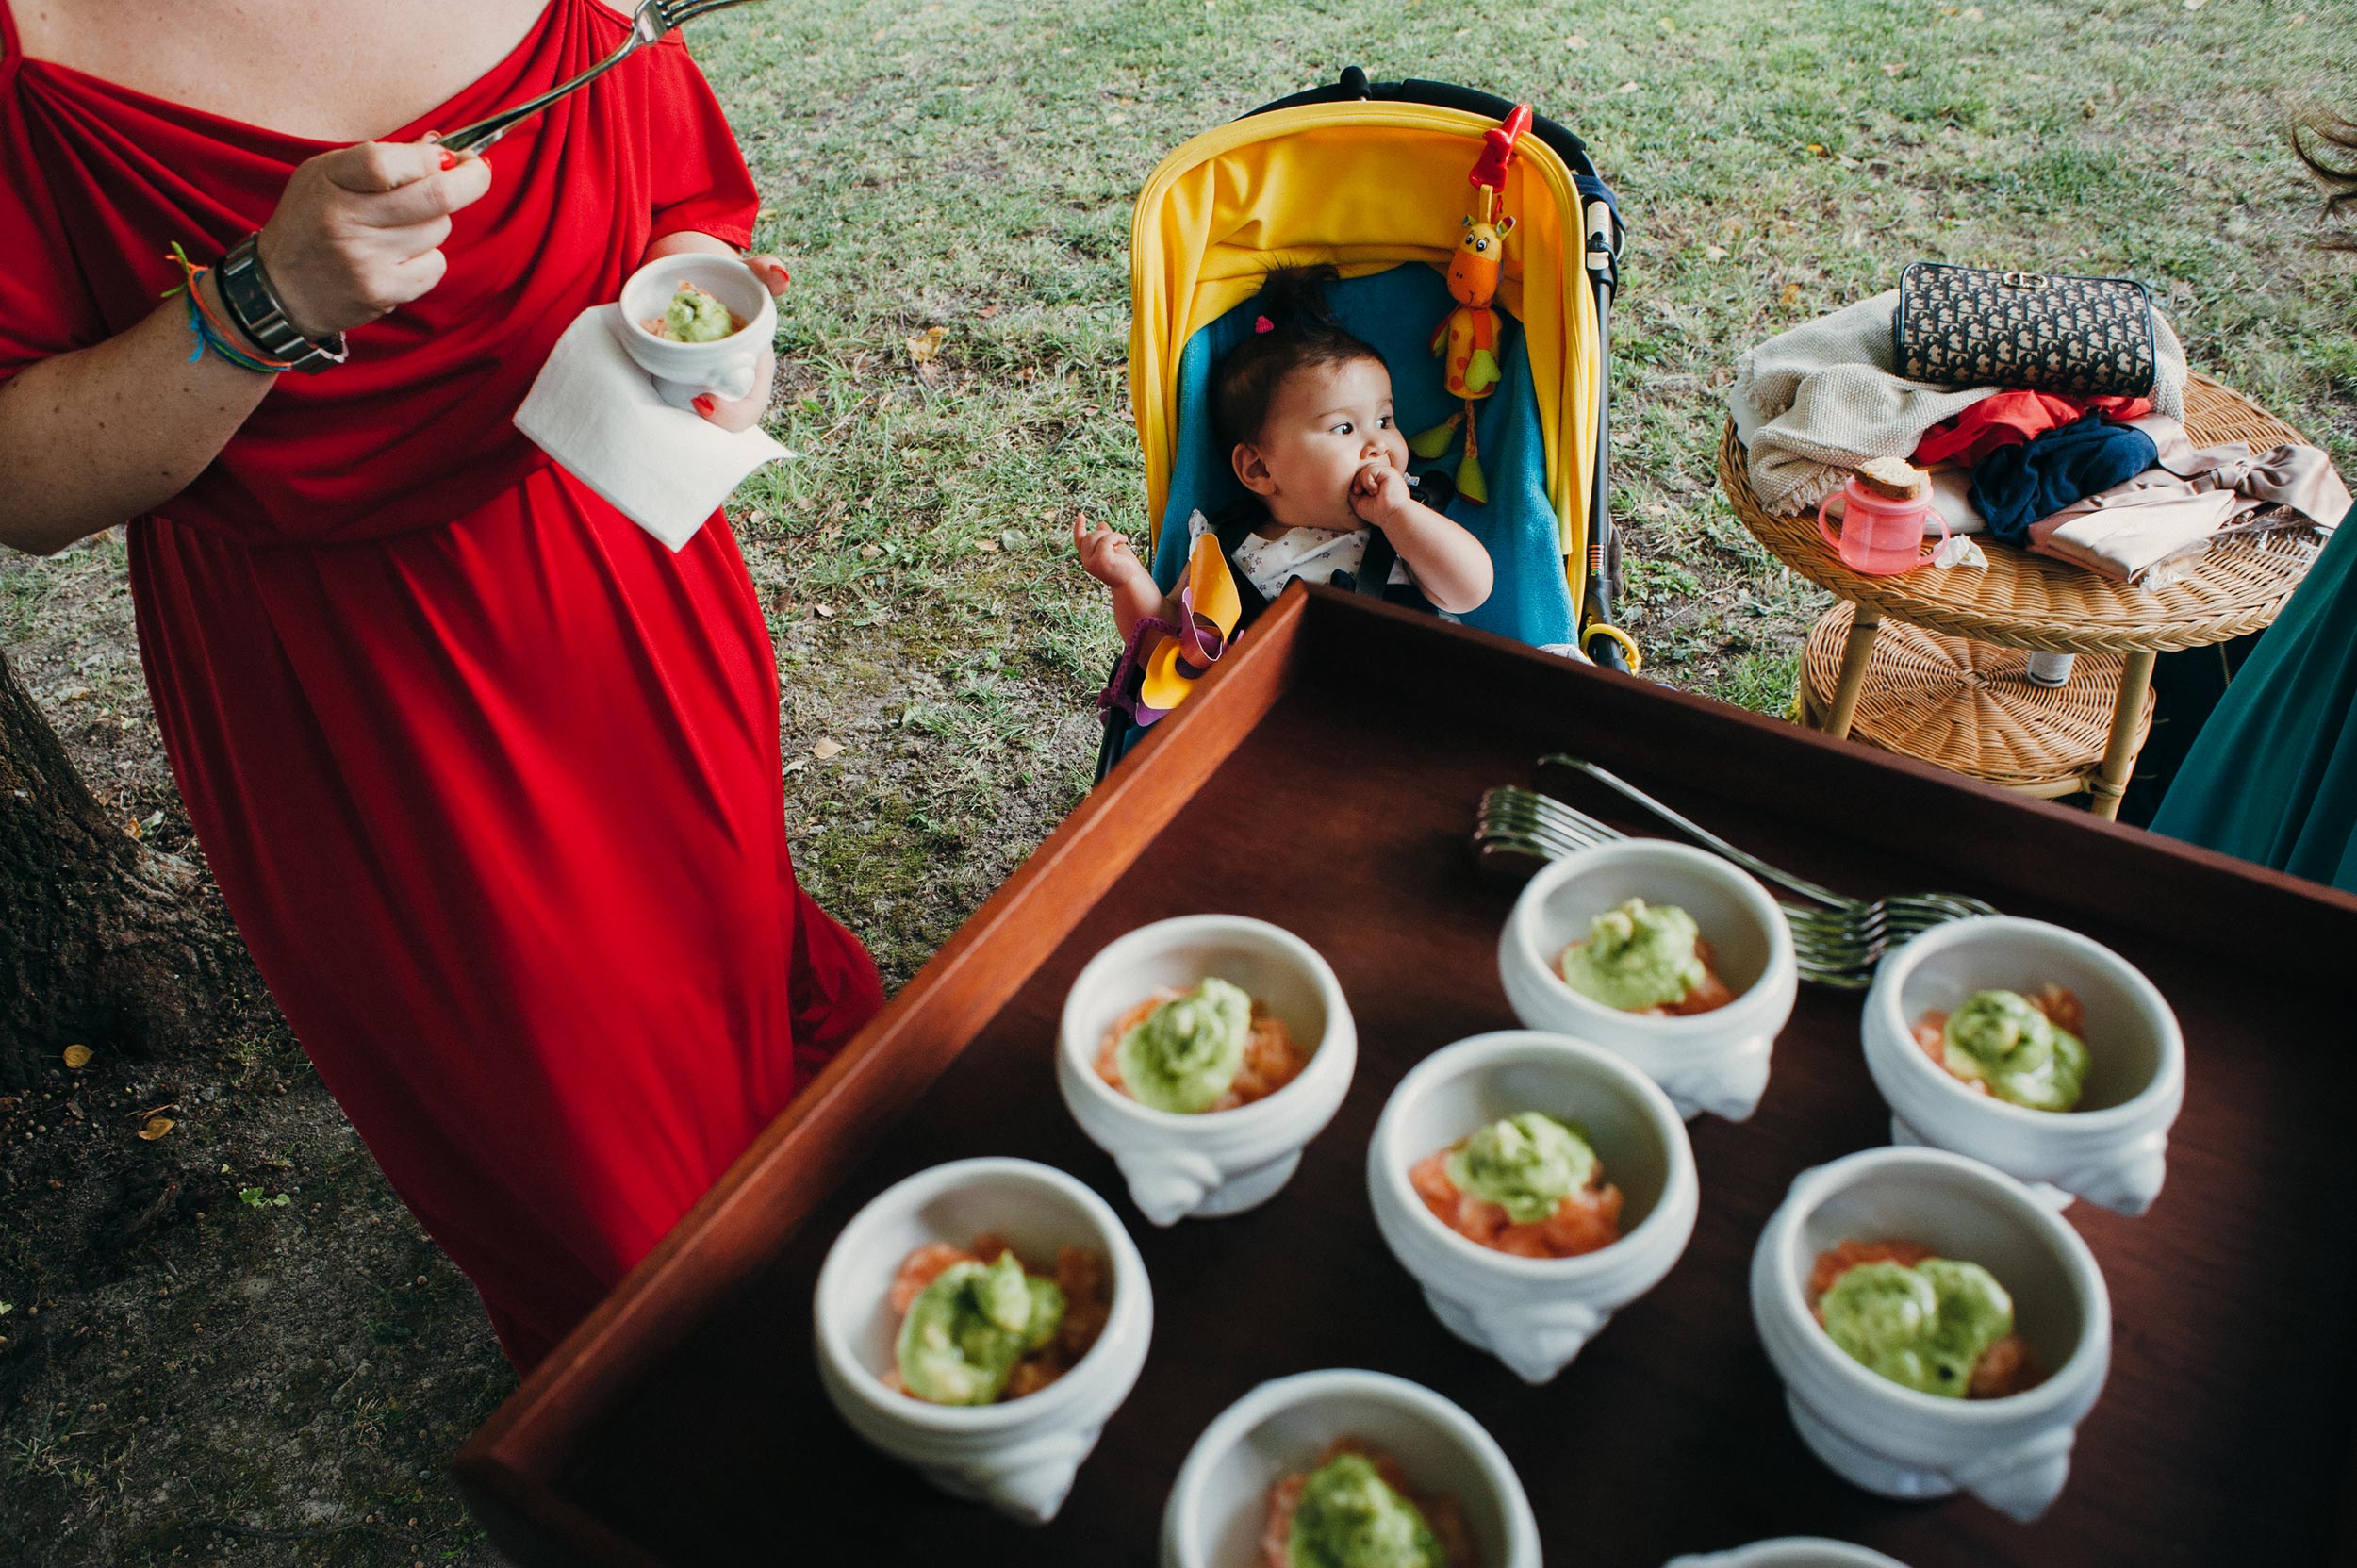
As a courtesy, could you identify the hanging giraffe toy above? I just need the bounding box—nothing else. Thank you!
[1410,103,1531,504]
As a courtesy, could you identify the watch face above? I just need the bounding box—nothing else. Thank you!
[219,239,345,371]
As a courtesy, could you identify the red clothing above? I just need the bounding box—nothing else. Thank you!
[1,0,882,1368]
[1912,389,2154,469]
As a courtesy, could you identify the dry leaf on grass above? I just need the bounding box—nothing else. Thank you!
[137,1116,174,1141]
[811,739,846,761]
[62,1045,92,1069]
[860,543,883,559]
[813,603,836,619]
[974,536,1000,553]
[1564,33,1588,48]
[1706,244,1728,261]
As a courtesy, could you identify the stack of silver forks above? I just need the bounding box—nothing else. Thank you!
[1473,756,1997,991]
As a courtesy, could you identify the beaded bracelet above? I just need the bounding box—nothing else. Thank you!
[163,242,294,375]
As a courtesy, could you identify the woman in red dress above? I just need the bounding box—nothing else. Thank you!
[0,0,883,1369]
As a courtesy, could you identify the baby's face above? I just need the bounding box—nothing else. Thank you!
[1235,355,1409,531]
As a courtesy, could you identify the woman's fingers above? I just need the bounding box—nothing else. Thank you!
[696,349,775,432]
[745,254,794,296]
[384,245,451,302]
[359,157,495,228]
[320,140,448,195]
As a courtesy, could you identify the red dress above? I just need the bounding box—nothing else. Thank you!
[0,0,884,1369]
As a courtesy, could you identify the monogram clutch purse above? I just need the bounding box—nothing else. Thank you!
[1893,261,2157,398]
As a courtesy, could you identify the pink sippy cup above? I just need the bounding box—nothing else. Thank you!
[1818,476,1951,577]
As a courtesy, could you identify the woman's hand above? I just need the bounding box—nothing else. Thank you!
[256,140,495,341]
[695,254,792,432]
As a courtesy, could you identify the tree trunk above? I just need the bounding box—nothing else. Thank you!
[0,647,239,1088]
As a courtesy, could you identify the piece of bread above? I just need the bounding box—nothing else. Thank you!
[1854,456,1930,503]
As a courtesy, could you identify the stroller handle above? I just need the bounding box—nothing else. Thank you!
[1244,70,1603,184]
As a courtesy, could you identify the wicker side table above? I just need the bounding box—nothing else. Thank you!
[1719,373,2327,818]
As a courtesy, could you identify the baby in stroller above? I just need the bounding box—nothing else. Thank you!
[1074,268,1492,636]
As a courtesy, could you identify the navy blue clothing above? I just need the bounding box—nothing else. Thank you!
[1969,413,2157,545]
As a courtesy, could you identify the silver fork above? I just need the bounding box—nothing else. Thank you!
[1481,786,1990,941]
[1471,819,1940,988]
[1538,755,1999,922]
[1475,789,1935,951]
[438,0,767,153]
[1474,787,1979,981]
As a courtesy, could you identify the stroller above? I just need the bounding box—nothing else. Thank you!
[1096,69,1632,779]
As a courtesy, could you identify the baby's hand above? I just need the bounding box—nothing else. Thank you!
[1072,513,1148,586]
[1350,461,1413,528]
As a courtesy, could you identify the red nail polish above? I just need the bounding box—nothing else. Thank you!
[438,150,457,171]
[693,394,717,416]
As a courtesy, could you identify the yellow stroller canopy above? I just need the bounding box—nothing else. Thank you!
[1127,74,1628,663]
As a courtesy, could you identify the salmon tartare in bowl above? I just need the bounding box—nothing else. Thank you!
[1499,840,1796,1122]
[1058,915,1356,1226]
[813,1157,1152,1524]
[1161,1369,1539,1568]
[1368,1030,1699,1383]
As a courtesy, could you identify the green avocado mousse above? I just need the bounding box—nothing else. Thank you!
[1940,989,2089,1112]
[1558,897,1708,1013]
[662,281,737,343]
[894,1251,1066,1406]
[1114,977,1253,1114]
[1287,1451,1447,1568]
[1445,1112,1598,1225]
[1819,1257,2015,1399]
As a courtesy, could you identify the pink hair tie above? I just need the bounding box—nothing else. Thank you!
[1254,315,1275,334]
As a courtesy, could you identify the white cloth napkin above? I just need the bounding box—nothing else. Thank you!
[513,305,787,551]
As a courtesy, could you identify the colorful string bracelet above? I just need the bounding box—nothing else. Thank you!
[163,242,295,375]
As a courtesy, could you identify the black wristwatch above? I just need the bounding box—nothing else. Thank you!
[215,234,349,374]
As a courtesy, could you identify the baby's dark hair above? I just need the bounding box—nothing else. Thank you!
[1211,266,1386,450]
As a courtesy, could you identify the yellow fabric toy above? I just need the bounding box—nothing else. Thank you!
[1409,104,1531,504]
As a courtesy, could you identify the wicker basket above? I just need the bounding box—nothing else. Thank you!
[1799,603,2153,796]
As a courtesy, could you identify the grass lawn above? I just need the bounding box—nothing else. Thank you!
[1,1,2349,1562]
[713,0,2356,981]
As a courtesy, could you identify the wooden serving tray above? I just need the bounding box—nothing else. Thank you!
[454,586,2357,1567]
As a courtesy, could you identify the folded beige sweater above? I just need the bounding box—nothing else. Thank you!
[1729,289,2187,517]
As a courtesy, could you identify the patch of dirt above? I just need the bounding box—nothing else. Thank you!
[1,539,510,1568]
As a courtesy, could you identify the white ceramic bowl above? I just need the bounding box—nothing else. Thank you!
[1500,840,1798,1121]
[1161,1369,1541,1568]
[1750,1147,2110,1523]
[1367,1031,1698,1383]
[812,1157,1152,1524]
[1058,915,1356,1226]
[616,252,776,408]
[1864,916,2184,1216]
[1666,1541,1908,1568]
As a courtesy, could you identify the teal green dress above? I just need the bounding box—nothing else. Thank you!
[2151,504,2357,891]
